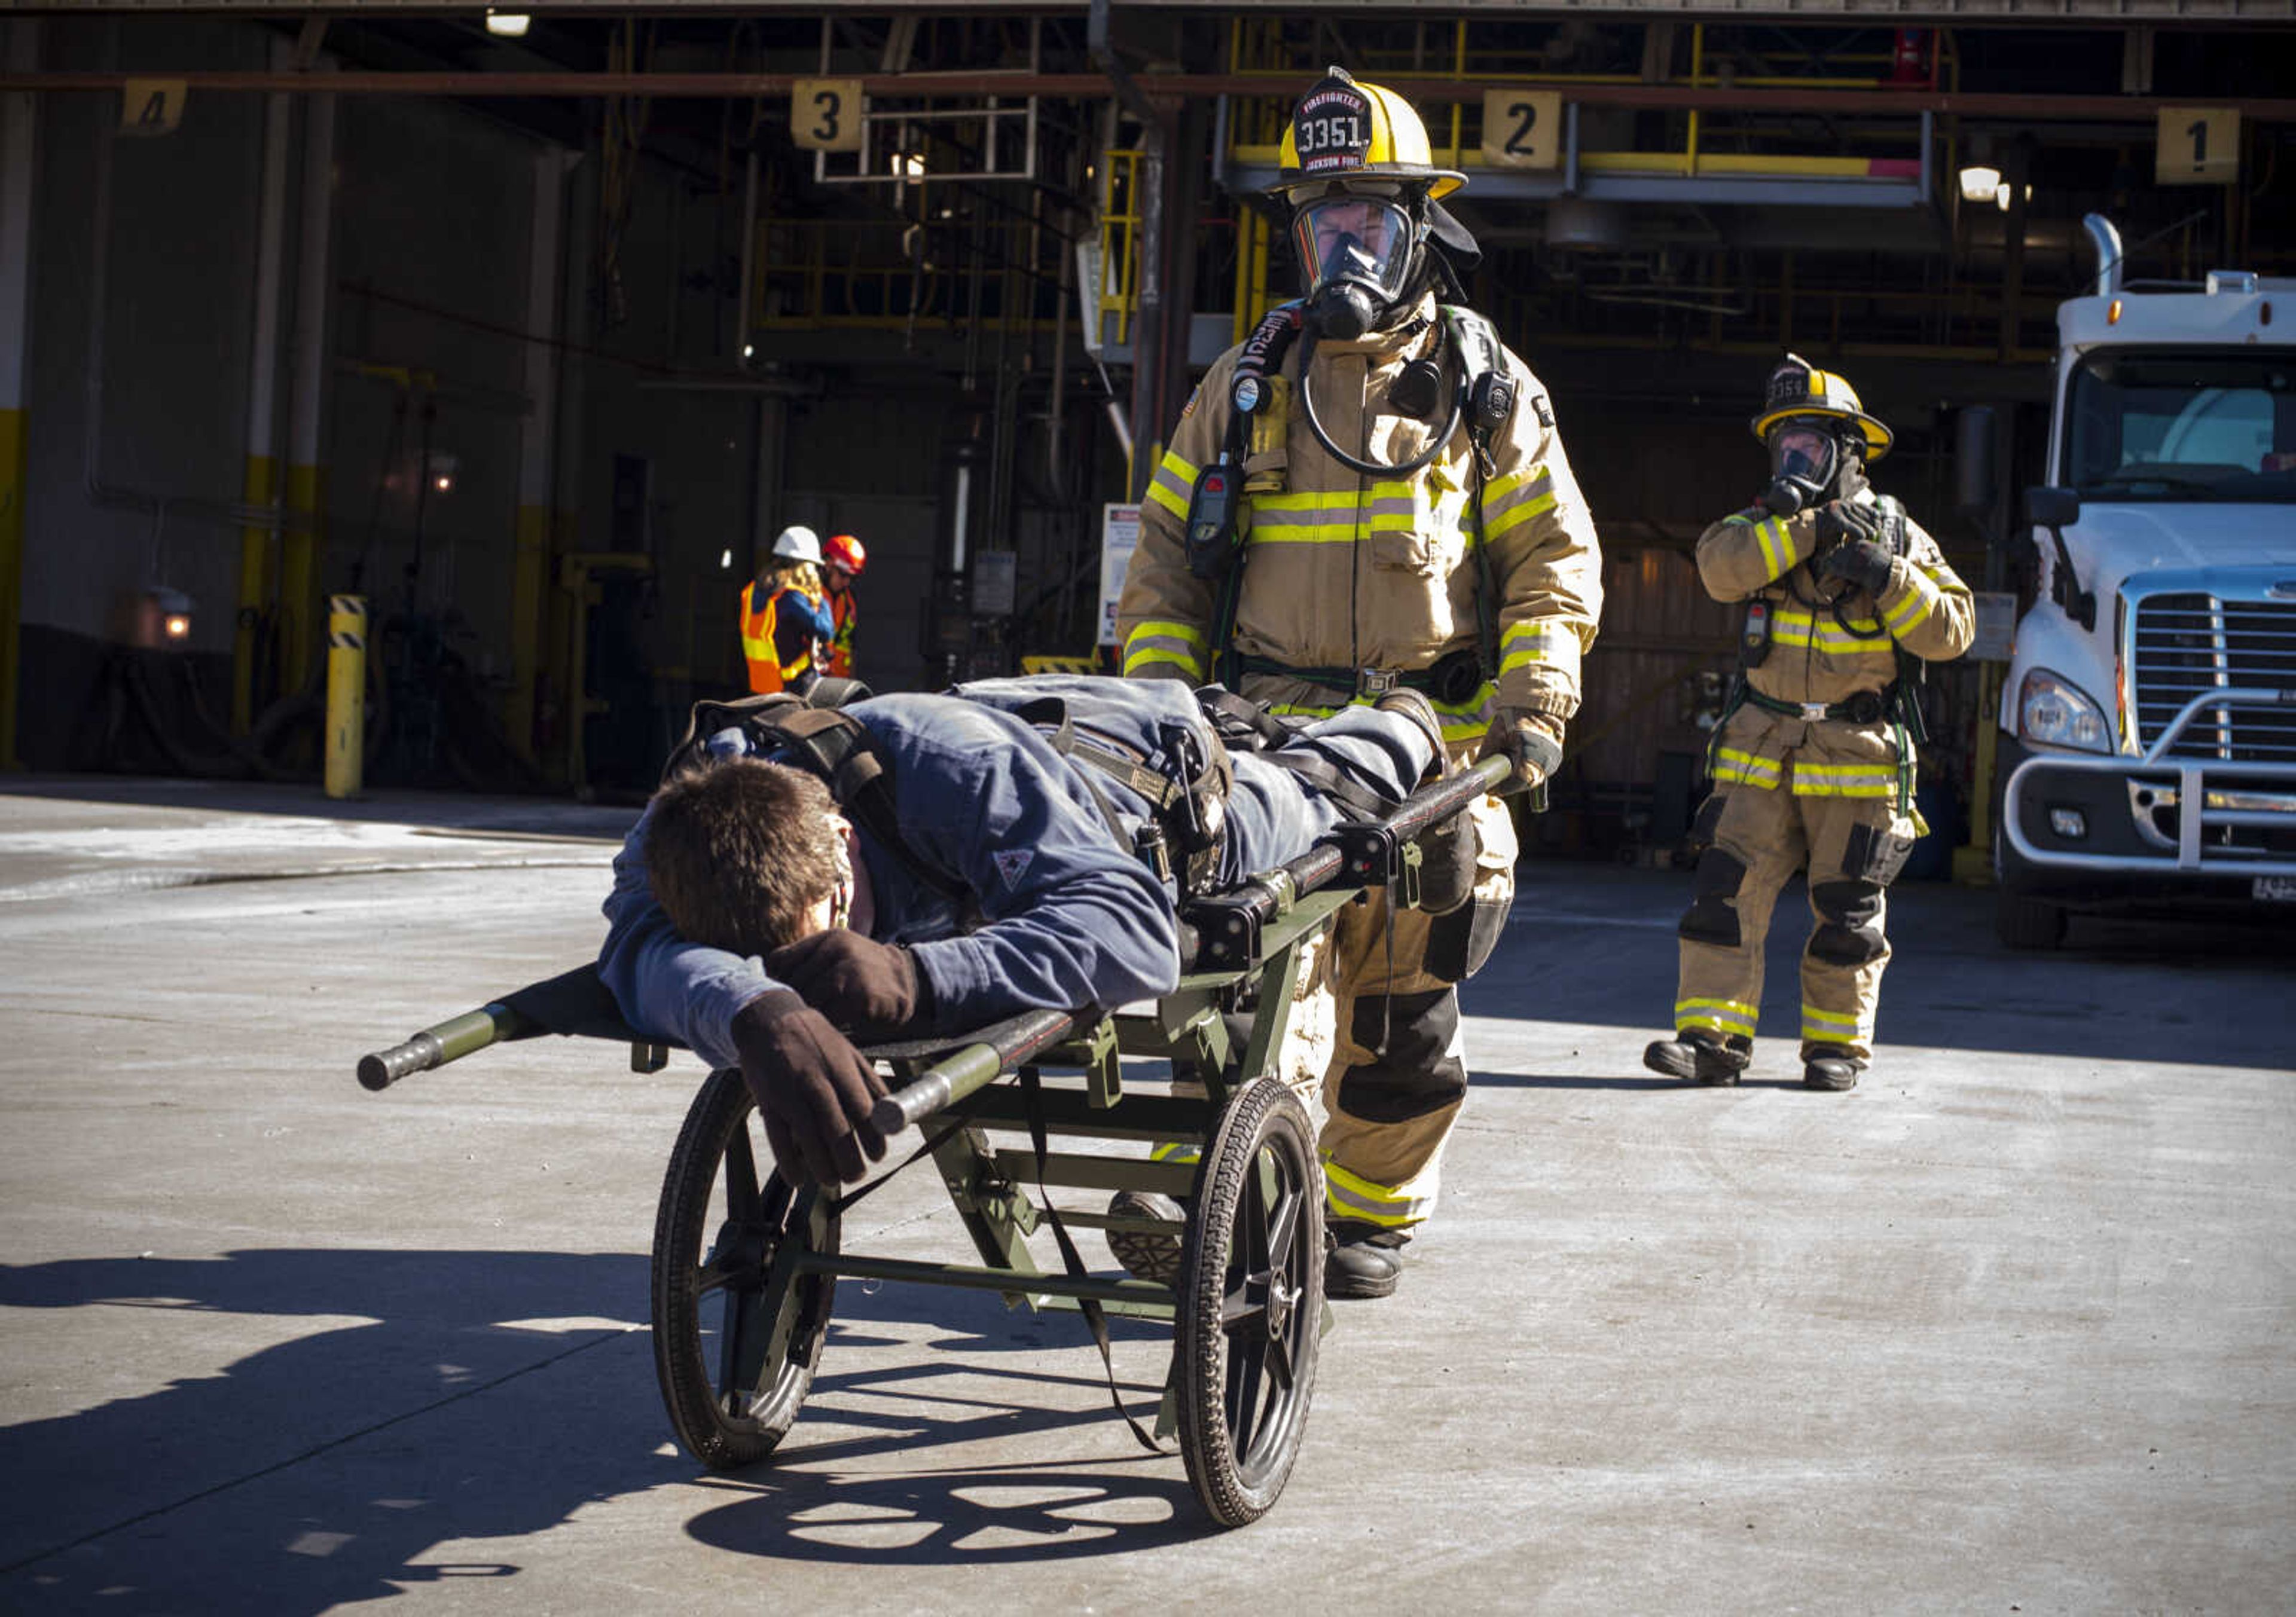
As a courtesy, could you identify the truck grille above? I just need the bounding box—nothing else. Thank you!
[2129,592,2296,761]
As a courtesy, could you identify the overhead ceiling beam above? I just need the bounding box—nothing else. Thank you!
[5,69,2294,121]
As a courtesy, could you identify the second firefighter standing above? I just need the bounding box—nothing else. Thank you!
[1645,355,1973,1093]
[1115,66,1602,1298]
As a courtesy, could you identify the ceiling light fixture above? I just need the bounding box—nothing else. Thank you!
[486,11,532,39]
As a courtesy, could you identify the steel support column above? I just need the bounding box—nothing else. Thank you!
[0,22,35,771]
[507,146,569,763]
[282,68,335,705]
[236,43,292,735]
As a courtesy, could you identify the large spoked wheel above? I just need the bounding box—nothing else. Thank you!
[651,1067,839,1470]
[1174,1075,1325,1527]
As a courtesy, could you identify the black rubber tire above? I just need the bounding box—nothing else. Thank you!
[651,1067,839,1470]
[1994,889,2068,950]
[1174,1076,1324,1528]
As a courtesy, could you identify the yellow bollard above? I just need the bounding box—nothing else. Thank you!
[325,594,365,800]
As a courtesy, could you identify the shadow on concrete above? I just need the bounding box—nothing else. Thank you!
[1479,860,2296,1071]
[0,1246,1204,1608]
[0,774,635,843]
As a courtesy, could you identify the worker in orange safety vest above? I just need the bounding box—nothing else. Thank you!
[738,525,835,695]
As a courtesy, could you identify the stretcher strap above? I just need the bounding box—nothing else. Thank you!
[1020,1067,1173,1456]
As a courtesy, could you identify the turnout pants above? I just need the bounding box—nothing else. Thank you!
[1672,755,1922,1063]
[1318,785,1518,1231]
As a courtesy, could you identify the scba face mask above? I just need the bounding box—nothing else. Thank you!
[1291,192,1418,340]
[1763,422,1840,515]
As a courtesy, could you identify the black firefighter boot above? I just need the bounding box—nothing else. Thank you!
[1372,689,1477,916]
[1324,1221,1410,1300]
[1642,1028,1753,1086]
[1802,1044,1864,1092]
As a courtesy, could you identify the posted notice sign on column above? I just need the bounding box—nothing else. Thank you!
[2155,107,2240,186]
[1097,503,1140,646]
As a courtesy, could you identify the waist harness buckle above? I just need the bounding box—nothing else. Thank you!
[1357,668,1401,698]
[1799,701,1830,723]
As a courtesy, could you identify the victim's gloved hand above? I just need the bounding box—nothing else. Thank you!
[1817,536,1897,597]
[1479,708,1565,794]
[731,989,888,1185]
[766,928,927,1040]
[1813,498,1882,549]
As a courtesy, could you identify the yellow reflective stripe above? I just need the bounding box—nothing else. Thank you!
[1675,998,1757,1035]
[1483,465,1554,518]
[1755,516,1792,580]
[1770,607,1889,653]
[1123,646,1207,678]
[1790,763,1897,782]
[1131,618,1206,650]
[1484,487,1557,540]
[1500,619,1578,676]
[1713,747,1782,787]
[1800,1005,1864,1033]
[1148,1141,1202,1165]
[1246,490,1368,544]
[1146,450,1196,518]
[1269,686,1497,743]
[1789,762,1897,798]
[1322,1156,1427,1225]
[1885,582,1934,635]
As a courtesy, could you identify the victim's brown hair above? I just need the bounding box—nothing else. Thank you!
[644,759,842,958]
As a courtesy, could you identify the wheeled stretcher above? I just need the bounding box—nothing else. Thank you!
[354,754,1507,1528]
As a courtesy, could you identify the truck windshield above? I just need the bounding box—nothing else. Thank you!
[2063,347,2296,503]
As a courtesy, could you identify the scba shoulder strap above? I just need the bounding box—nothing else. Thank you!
[1184,303,1306,585]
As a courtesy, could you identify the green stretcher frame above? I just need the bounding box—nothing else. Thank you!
[354,753,1509,1526]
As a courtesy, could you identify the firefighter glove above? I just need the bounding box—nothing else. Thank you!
[1818,536,1897,597]
[731,989,888,1186]
[1481,708,1565,794]
[1813,498,1882,550]
[767,928,929,1040]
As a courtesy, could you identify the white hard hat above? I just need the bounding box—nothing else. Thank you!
[771,525,822,563]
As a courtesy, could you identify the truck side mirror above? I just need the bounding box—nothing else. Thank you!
[1955,406,1997,516]
[2025,485,2081,529]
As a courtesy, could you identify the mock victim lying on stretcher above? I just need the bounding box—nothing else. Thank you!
[597,674,1446,1186]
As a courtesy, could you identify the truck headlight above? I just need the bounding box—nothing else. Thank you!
[2018,667,2111,753]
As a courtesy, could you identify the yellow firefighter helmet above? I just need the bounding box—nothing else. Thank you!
[1751,352,1892,460]
[1272,66,1464,203]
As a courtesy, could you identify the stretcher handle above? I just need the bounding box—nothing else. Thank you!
[1282,751,1512,898]
[357,1003,535,1092]
[869,1005,1078,1136]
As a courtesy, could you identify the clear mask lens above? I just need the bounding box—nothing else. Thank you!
[1291,196,1415,302]
[1769,424,1834,487]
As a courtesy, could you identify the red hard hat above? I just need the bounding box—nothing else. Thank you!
[823,533,866,575]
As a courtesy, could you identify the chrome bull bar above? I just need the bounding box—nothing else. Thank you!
[2004,686,2296,878]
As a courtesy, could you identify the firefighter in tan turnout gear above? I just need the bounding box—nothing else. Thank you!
[1644,355,1973,1092]
[1115,67,1603,1297]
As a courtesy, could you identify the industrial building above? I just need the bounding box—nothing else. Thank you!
[1,1,2289,861]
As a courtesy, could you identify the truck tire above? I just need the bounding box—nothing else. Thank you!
[1995,889,2067,950]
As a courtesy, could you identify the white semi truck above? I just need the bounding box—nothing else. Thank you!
[1973,214,2296,947]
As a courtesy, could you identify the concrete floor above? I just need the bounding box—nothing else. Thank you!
[1,774,2291,1613]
